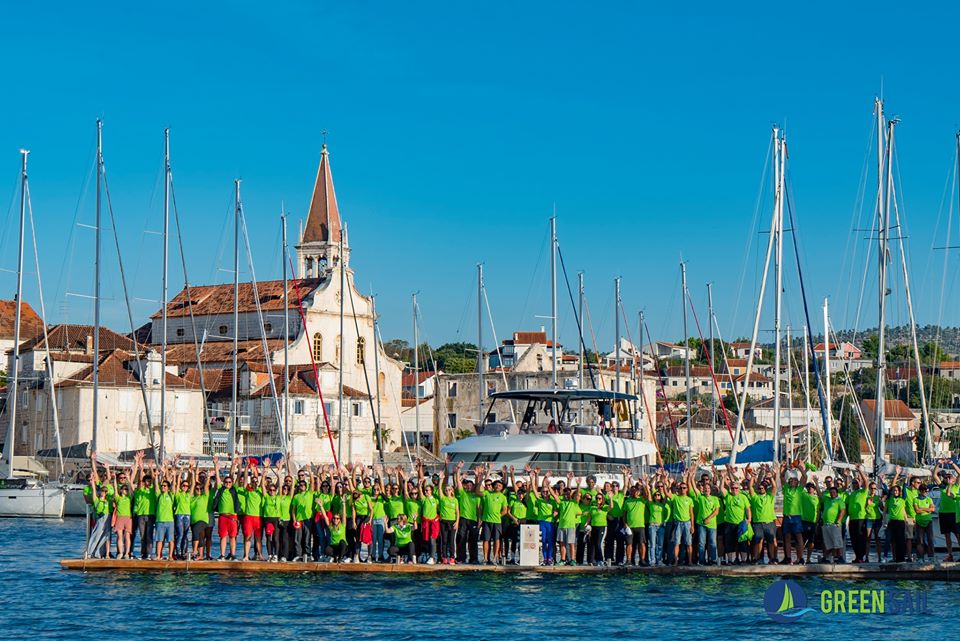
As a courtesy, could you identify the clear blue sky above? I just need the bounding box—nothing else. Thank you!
[2,2,959,353]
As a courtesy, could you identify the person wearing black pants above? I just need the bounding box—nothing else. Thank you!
[135,515,155,560]
[458,520,480,564]
[848,518,867,562]
[441,519,458,562]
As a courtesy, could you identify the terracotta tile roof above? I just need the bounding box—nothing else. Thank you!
[733,372,771,383]
[940,361,960,370]
[18,324,140,354]
[664,365,714,378]
[725,359,748,368]
[402,370,437,386]
[512,331,547,345]
[731,342,753,348]
[183,367,233,394]
[0,299,44,342]
[153,278,324,319]
[59,349,198,389]
[401,396,431,407]
[861,399,916,420]
[163,339,286,365]
[301,145,341,244]
[343,385,370,398]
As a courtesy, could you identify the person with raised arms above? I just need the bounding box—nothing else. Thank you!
[369,466,389,562]
[172,458,194,560]
[437,470,460,565]
[932,459,960,562]
[844,465,870,563]
[212,456,243,561]
[549,472,582,566]
[526,466,558,566]
[913,483,936,563]
[886,472,908,563]
[665,472,695,567]
[474,463,509,565]
[454,462,481,564]
[687,468,719,565]
[503,466,527,564]
[622,469,648,566]
[152,460,176,561]
[188,459,212,560]
[290,464,315,562]
[112,458,135,559]
[746,465,777,564]
[779,462,806,565]
[131,452,157,560]
[85,452,113,559]
[718,468,752,565]
[318,487,352,562]
[418,463,441,564]
[261,459,285,562]
[644,475,669,566]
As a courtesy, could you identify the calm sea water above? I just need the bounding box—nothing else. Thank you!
[0,519,950,641]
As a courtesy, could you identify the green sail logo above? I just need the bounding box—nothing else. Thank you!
[764,580,815,623]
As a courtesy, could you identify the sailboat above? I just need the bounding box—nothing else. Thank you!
[0,151,66,518]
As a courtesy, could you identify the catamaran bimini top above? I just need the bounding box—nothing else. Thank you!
[477,388,639,437]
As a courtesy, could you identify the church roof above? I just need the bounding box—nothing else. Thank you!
[152,278,324,319]
[301,144,341,244]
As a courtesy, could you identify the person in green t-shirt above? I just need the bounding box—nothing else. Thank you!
[112,465,135,560]
[933,459,960,561]
[864,478,883,563]
[666,479,695,568]
[474,466,509,565]
[212,456,245,561]
[290,476,315,562]
[886,484,908,562]
[189,463,213,561]
[153,467,176,561]
[819,486,846,563]
[587,494,612,567]
[526,466,559,565]
[419,479,441,564]
[437,473,461,564]
[454,462,482,564]
[504,484,527,564]
[747,471,777,564]
[317,497,351,562]
[718,472,752,565]
[623,484,647,566]
[844,466,870,563]
[130,452,158,560]
[551,477,583,566]
[644,483,669,567]
[85,453,115,559]
[688,477,719,565]
[172,464,194,561]
[779,462,808,565]
[239,461,266,562]
[604,479,626,565]
[914,484,936,562]
[385,513,416,563]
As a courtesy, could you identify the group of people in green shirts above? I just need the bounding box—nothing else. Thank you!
[83,450,960,567]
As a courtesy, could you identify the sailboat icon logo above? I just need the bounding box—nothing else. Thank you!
[763,579,815,623]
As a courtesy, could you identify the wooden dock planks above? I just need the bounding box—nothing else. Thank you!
[59,558,959,580]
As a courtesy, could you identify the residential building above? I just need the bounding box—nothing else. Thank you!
[0,299,45,371]
[731,341,762,360]
[488,330,569,373]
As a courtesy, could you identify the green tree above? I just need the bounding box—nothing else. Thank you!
[861,335,879,361]
[835,398,862,464]
[434,342,479,374]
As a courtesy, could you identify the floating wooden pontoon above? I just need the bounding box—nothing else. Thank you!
[60,558,959,581]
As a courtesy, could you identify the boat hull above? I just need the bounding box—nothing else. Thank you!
[63,486,89,517]
[0,484,66,518]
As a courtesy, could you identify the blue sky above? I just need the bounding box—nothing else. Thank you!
[1,2,959,353]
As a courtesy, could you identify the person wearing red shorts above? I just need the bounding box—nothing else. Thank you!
[240,460,266,561]
[213,456,242,560]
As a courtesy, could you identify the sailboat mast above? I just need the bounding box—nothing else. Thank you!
[786,325,794,461]
[578,272,584,391]
[281,211,290,450]
[372,295,384,463]
[413,293,420,451]
[707,283,716,458]
[550,215,558,389]
[337,230,345,460]
[803,324,811,463]
[2,150,28,479]
[681,261,691,467]
[823,298,832,457]
[639,310,645,438]
[229,179,240,458]
[477,264,484,427]
[874,104,894,473]
[160,128,170,463]
[615,277,621,401]
[773,128,784,466]
[92,120,103,455]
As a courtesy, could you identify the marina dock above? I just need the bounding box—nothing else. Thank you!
[60,558,960,581]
